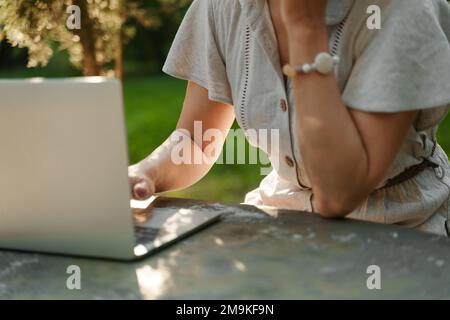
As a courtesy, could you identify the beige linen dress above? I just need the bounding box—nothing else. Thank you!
[163,0,450,236]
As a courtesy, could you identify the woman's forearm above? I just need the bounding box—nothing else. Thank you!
[129,81,235,200]
[287,26,371,216]
[132,129,218,194]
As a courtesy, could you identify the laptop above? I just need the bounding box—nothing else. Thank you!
[0,77,222,260]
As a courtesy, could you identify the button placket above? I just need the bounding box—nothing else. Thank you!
[278,96,295,169]
[277,92,310,190]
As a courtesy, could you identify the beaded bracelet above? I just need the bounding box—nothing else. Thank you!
[283,52,340,77]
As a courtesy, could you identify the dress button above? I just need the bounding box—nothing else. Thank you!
[285,156,295,167]
[279,99,288,112]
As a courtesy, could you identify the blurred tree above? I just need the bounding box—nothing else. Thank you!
[0,0,191,80]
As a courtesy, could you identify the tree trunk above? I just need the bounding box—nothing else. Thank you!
[114,29,124,82]
[115,0,125,82]
[73,0,100,76]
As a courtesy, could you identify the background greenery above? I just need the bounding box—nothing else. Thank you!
[1,1,449,203]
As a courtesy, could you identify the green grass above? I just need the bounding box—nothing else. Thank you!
[1,66,449,203]
[438,114,450,153]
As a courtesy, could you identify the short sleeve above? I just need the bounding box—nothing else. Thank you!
[162,0,233,105]
[342,0,450,131]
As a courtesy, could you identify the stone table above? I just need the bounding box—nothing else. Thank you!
[1,197,449,299]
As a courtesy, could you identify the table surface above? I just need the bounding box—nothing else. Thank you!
[1,197,450,299]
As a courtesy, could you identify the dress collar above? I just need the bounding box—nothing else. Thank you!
[239,0,355,27]
[238,0,355,92]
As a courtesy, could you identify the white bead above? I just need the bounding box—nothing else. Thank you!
[314,52,334,75]
[302,64,313,73]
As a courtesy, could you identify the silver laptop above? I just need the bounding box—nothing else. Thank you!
[0,77,221,260]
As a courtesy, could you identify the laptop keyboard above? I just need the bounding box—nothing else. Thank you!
[134,226,160,244]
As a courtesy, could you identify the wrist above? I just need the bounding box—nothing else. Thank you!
[286,24,328,46]
[285,21,327,40]
[286,25,329,63]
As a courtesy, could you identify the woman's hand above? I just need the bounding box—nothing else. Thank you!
[280,0,327,28]
[128,164,156,200]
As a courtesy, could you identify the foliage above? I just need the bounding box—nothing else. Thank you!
[0,0,190,76]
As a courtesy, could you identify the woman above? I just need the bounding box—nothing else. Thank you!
[128,0,450,236]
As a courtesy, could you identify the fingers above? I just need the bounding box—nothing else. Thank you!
[128,165,156,200]
[133,181,150,200]
[129,173,154,200]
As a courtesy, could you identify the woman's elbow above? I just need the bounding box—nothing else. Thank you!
[314,195,358,219]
